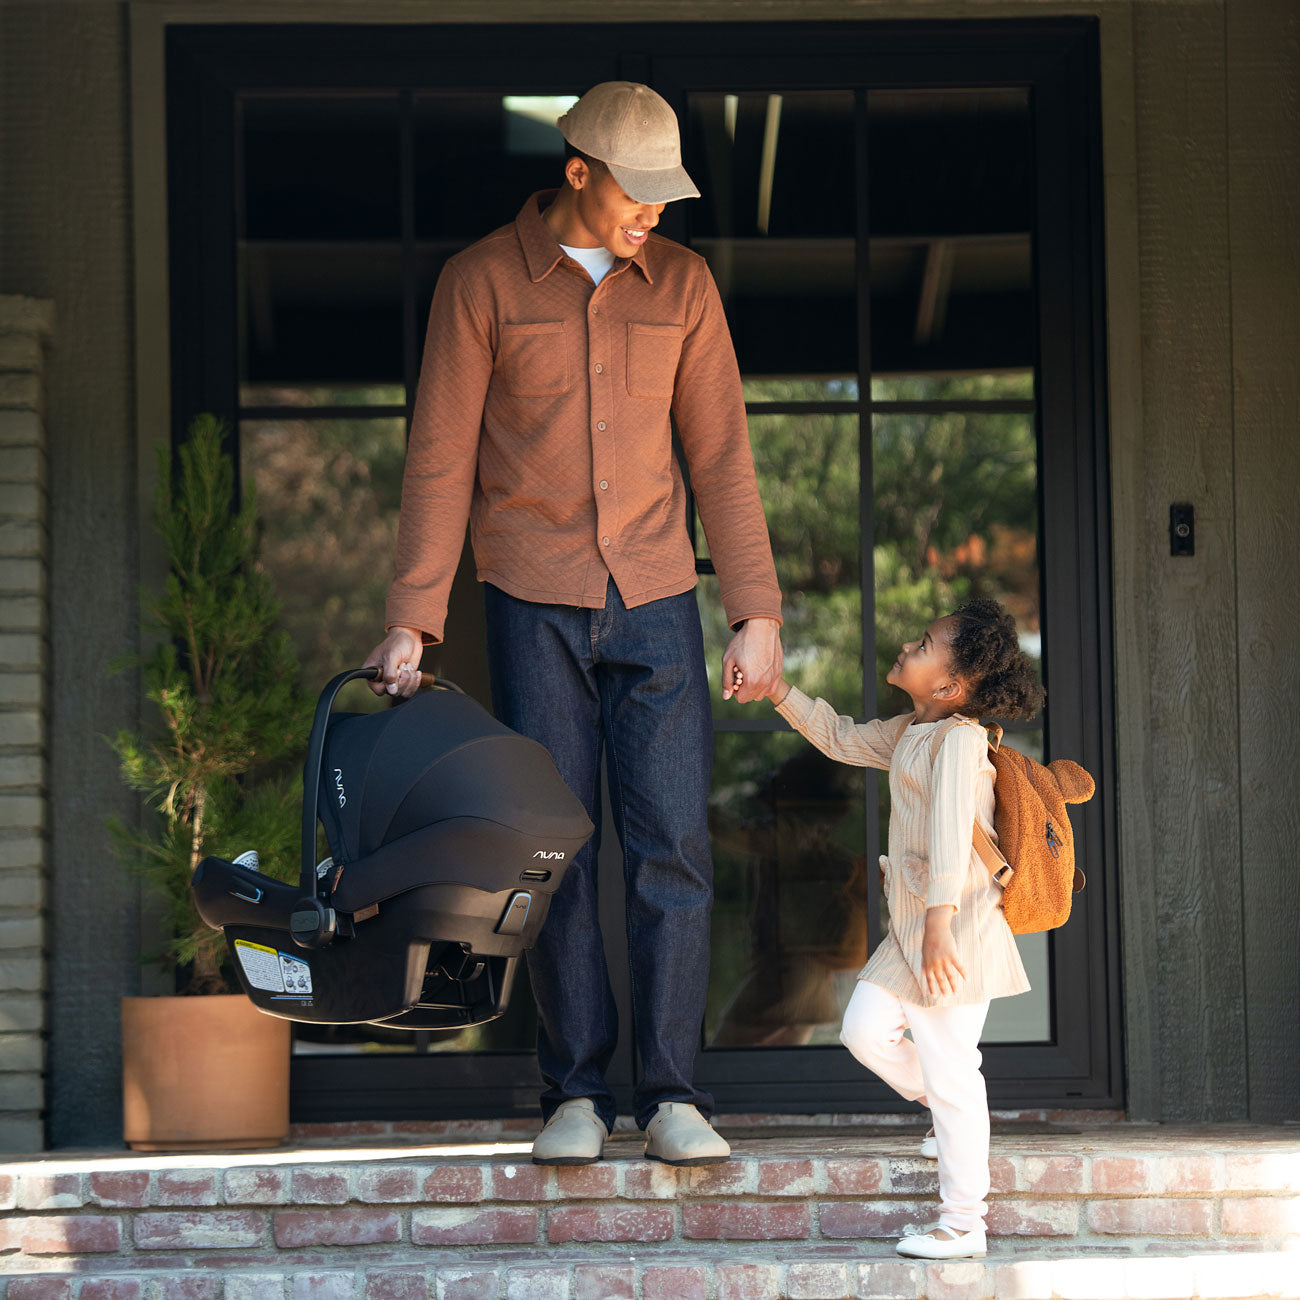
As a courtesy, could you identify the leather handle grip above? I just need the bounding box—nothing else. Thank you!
[363,665,440,691]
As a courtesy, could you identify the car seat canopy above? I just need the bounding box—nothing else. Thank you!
[321,692,588,865]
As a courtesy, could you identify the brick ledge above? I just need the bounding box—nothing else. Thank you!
[0,1245,1296,1300]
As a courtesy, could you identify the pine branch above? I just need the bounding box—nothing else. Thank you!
[110,414,313,993]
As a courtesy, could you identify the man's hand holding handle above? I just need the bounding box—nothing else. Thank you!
[363,625,426,698]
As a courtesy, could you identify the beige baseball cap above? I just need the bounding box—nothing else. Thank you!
[557,82,700,205]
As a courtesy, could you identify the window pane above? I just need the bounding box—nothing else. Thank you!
[293,1023,417,1056]
[871,371,1034,403]
[239,96,403,393]
[868,89,1033,377]
[707,731,868,1048]
[982,933,1050,1043]
[872,409,1040,709]
[240,242,403,390]
[241,416,406,710]
[413,94,578,240]
[688,91,856,240]
[687,90,857,384]
[744,376,859,404]
[697,411,862,717]
[241,96,400,241]
[240,383,405,410]
[1000,727,1044,765]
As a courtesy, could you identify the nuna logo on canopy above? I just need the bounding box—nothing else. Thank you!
[533,850,566,860]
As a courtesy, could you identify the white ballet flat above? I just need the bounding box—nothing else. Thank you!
[896,1224,987,1259]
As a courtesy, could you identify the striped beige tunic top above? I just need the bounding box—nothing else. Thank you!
[775,686,1030,1008]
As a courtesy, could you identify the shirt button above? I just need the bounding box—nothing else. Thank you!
[596,421,606,430]
[602,536,611,546]
[594,363,603,373]
[599,480,609,490]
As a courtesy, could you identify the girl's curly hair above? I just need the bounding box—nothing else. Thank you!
[947,598,1045,721]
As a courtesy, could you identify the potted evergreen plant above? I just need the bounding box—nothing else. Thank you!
[111,414,312,1149]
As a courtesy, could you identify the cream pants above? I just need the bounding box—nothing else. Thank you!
[840,980,991,1234]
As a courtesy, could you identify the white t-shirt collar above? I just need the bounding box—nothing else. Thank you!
[560,242,617,287]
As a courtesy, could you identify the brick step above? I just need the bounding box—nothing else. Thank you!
[1,1244,1298,1300]
[3,1127,1296,1296]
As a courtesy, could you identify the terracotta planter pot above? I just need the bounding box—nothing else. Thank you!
[122,994,291,1150]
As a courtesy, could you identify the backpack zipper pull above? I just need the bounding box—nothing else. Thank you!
[1045,821,1061,858]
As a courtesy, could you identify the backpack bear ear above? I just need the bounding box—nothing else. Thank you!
[1047,759,1095,804]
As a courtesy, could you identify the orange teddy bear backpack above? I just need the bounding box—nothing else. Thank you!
[924,717,1096,934]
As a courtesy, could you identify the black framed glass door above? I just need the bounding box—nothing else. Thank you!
[166,18,1118,1120]
[653,45,1115,1108]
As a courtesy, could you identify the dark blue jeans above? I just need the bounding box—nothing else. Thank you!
[483,579,715,1132]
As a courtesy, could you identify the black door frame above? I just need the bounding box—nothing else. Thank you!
[165,17,1120,1121]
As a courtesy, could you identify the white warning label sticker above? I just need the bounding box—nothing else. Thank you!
[235,940,285,992]
[235,941,314,997]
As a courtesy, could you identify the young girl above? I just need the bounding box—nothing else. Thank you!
[739,597,1044,1260]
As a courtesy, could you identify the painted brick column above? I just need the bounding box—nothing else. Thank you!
[0,296,53,1152]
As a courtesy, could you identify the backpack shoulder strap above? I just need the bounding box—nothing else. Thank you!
[973,819,1012,886]
[926,717,1014,888]
[927,714,983,765]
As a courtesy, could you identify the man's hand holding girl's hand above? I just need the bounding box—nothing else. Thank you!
[721,617,784,703]
[363,626,425,698]
[921,906,966,999]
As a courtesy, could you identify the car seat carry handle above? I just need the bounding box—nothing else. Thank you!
[299,667,465,903]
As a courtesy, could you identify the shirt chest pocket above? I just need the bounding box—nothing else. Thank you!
[499,321,570,397]
[626,322,684,399]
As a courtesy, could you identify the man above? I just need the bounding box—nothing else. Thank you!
[366,82,783,1166]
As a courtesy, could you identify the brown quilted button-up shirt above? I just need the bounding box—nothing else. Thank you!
[385,189,782,643]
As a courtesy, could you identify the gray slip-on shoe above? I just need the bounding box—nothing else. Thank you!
[531,1098,609,1165]
[643,1102,731,1166]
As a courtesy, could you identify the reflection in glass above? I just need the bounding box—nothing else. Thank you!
[871,371,1033,404]
[241,96,400,241]
[744,376,859,404]
[241,417,406,710]
[982,933,1050,1043]
[413,94,577,240]
[707,732,868,1047]
[239,97,404,390]
[688,91,856,240]
[293,1025,416,1055]
[869,89,1032,239]
[240,383,405,410]
[686,90,857,383]
[872,410,1039,708]
[868,88,1033,378]
[239,242,403,389]
[697,410,862,718]
[999,727,1044,765]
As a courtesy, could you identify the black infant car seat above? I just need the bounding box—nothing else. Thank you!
[192,668,593,1029]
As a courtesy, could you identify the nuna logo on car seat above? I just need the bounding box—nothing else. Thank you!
[333,768,346,808]
[533,850,566,860]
